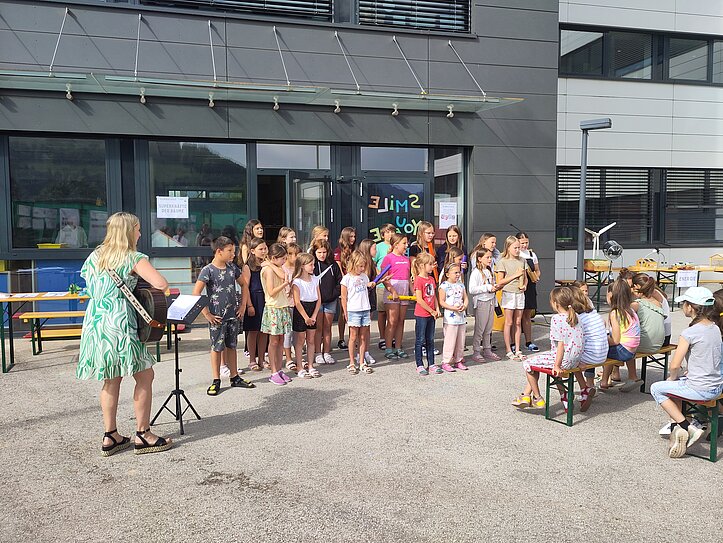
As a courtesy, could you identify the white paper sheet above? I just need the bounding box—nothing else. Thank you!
[43,292,70,297]
[167,294,203,321]
[12,293,39,298]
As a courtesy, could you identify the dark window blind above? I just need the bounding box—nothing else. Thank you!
[359,0,471,33]
[665,169,723,242]
[140,0,333,20]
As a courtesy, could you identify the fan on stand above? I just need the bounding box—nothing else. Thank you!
[602,240,623,282]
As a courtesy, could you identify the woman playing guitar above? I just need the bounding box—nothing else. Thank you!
[76,212,173,456]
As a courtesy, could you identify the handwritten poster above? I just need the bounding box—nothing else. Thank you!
[676,270,698,288]
[156,196,189,219]
[367,183,424,242]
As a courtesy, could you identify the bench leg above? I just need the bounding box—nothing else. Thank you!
[30,318,38,356]
[640,356,648,393]
[566,374,574,427]
[36,319,43,355]
[711,403,719,462]
[544,373,551,421]
[156,342,161,363]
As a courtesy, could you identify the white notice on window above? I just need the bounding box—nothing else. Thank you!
[156,196,189,219]
[676,270,698,288]
[438,201,458,229]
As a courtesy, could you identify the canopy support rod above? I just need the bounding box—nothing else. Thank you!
[273,26,291,87]
[134,14,142,79]
[334,31,360,94]
[48,8,69,75]
[392,35,426,95]
[447,40,486,100]
[208,20,217,83]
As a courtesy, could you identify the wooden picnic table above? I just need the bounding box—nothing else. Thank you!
[20,310,86,355]
[0,292,88,372]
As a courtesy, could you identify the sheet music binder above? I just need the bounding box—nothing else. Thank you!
[167,294,208,325]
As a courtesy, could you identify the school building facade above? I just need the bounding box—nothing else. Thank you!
[0,0,559,300]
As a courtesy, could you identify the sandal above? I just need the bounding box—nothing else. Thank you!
[134,429,173,455]
[360,363,374,374]
[263,362,271,370]
[512,394,531,408]
[308,367,321,378]
[207,379,221,396]
[101,429,132,457]
[286,360,298,372]
[297,369,312,379]
[249,363,262,372]
[347,364,359,375]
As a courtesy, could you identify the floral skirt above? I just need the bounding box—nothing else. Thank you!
[261,306,292,336]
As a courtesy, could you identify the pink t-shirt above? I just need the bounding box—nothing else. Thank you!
[614,310,641,353]
[381,253,410,281]
[413,275,437,317]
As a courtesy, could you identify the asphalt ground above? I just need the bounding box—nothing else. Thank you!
[1,309,722,542]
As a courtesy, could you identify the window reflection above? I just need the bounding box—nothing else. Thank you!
[361,147,428,171]
[149,142,247,249]
[257,143,330,169]
[9,137,107,249]
[560,30,603,76]
[610,32,652,79]
[669,38,708,81]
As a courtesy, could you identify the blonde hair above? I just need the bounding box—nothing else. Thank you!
[357,238,377,278]
[346,251,366,276]
[415,221,434,249]
[96,212,139,271]
[277,226,295,244]
[412,252,435,279]
[310,225,329,243]
[550,286,578,327]
[475,247,492,271]
[292,252,315,281]
[500,235,519,259]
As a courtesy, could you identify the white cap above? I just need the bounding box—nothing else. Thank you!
[674,286,715,306]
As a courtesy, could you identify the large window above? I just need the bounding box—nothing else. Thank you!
[361,147,428,172]
[149,142,248,249]
[557,167,723,247]
[359,0,471,33]
[139,0,332,21]
[8,137,108,249]
[556,167,652,246]
[433,147,464,244]
[560,26,723,86]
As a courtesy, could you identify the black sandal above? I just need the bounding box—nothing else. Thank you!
[134,429,173,455]
[207,379,221,396]
[101,429,132,457]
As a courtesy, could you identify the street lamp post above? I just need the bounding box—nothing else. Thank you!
[576,118,612,281]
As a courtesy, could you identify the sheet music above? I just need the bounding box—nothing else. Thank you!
[12,293,39,298]
[43,292,70,297]
[168,295,204,322]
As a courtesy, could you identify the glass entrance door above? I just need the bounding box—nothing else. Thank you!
[290,171,332,250]
[362,177,431,243]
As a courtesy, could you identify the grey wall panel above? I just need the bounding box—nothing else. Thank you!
[472,5,559,42]
[430,36,559,71]
[472,202,556,231]
[471,146,556,176]
[475,0,558,12]
[429,63,557,96]
[429,117,557,149]
[228,103,429,144]
[471,174,555,204]
[483,94,557,122]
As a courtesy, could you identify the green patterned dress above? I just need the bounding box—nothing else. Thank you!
[76,250,157,381]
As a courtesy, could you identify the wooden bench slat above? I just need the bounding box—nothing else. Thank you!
[25,328,83,339]
[20,311,86,320]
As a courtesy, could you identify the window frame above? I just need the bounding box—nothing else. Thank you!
[559,24,723,88]
[1,134,121,260]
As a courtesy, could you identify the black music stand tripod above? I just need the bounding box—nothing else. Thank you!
[151,295,207,435]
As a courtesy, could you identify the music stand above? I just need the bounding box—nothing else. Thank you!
[151,295,207,435]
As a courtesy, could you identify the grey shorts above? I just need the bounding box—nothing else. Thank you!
[209,319,240,352]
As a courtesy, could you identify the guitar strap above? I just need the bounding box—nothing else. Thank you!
[107,269,164,330]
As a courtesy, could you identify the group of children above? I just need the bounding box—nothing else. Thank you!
[193,220,546,391]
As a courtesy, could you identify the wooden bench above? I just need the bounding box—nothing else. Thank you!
[529,359,625,427]
[668,392,723,462]
[19,311,85,355]
[638,344,677,393]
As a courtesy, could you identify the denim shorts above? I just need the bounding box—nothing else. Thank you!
[608,344,634,362]
[347,310,371,327]
[321,300,338,314]
[650,377,723,405]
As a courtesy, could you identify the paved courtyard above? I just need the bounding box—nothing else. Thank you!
[1,309,722,542]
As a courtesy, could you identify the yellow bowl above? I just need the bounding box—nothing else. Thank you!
[37,243,66,249]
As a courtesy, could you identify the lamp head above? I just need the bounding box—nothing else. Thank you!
[580,118,612,131]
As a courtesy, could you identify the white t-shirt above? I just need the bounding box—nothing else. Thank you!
[341,273,371,312]
[292,276,319,302]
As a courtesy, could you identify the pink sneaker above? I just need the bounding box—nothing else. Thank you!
[268,372,286,386]
[441,363,456,373]
[279,371,292,383]
[455,361,468,371]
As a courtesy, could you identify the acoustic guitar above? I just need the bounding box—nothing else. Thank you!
[108,270,167,343]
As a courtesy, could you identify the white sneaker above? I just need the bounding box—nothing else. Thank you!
[364,352,376,365]
[220,364,231,377]
[315,354,325,365]
[668,426,689,458]
[323,353,336,365]
[659,421,673,436]
[687,424,705,448]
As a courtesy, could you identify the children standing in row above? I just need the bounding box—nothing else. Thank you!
[438,263,469,372]
[469,248,501,362]
[340,251,374,375]
[312,239,342,365]
[261,243,294,386]
[374,223,395,350]
[291,253,321,378]
[413,253,440,375]
[495,235,528,361]
[382,233,411,360]
[242,238,269,371]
